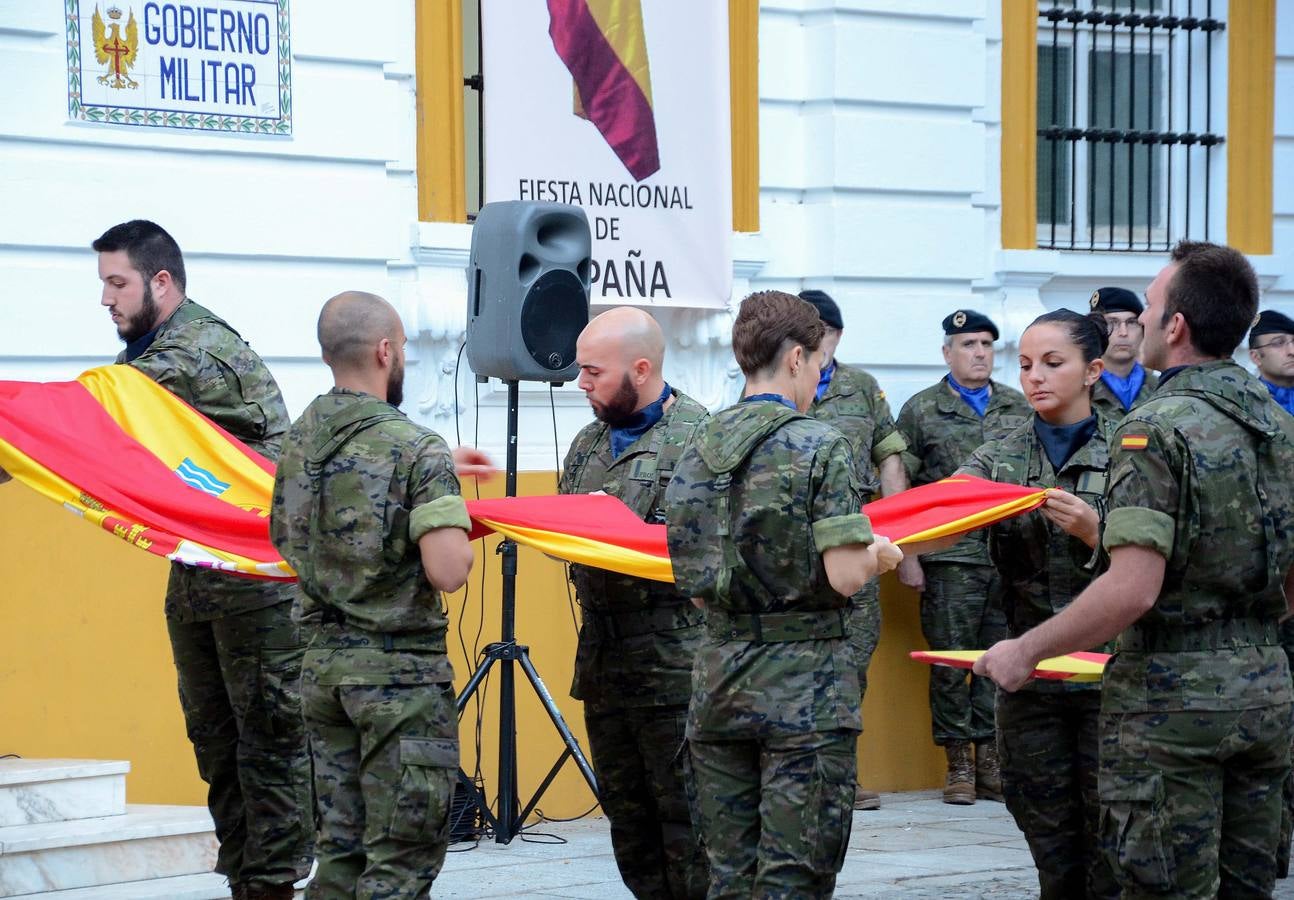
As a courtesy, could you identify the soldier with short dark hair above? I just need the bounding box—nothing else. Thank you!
[666,290,903,897]
[94,219,312,900]
[977,240,1294,897]
[1089,287,1158,420]
[896,309,1028,805]
[270,291,492,898]
[560,306,710,898]
[799,288,911,811]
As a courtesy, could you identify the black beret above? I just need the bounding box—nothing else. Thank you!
[798,290,844,330]
[942,309,999,340]
[1089,287,1143,316]
[1251,309,1294,342]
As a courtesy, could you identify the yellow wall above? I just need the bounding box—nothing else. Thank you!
[0,473,941,816]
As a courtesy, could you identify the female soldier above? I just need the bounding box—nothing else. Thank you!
[955,309,1119,899]
[665,290,902,898]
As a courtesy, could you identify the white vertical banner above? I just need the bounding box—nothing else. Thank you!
[482,0,732,310]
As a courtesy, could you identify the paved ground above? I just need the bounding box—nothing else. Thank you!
[435,789,1294,898]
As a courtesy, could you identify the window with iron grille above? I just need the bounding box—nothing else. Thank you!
[1036,1,1225,252]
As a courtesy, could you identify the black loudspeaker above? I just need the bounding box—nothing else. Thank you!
[466,201,592,383]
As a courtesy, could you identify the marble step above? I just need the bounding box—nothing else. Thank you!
[18,872,233,900]
[0,804,218,897]
[0,760,128,828]
[20,873,308,900]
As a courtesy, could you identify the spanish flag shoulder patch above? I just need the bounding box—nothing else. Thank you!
[1121,434,1150,451]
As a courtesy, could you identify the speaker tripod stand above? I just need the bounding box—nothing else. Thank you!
[455,379,598,843]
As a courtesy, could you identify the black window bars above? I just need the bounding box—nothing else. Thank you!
[1036,1,1225,252]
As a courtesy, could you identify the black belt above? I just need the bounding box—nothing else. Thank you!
[313,610,446,652]
[582,604,701,641]
[706,608,846,643]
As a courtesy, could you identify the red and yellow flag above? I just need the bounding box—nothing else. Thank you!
[910,649,1110,683]
[0,368,1052,584]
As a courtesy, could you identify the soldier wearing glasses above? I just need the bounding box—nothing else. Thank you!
[1250,310,1294,418]
[1089,288,1157,420]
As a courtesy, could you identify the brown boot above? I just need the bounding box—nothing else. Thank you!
[975,740,1004,802]
[853,784,881,810]
[244,884,296,900]
[942,741,976,805]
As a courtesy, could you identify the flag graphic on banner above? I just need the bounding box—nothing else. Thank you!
[547,0,661,181]
[0,368,1051,584]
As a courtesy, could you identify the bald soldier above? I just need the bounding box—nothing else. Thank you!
[271,292,492,898]
[559,307,710,898]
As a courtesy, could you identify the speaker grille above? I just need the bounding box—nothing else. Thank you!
[520,269,587,371]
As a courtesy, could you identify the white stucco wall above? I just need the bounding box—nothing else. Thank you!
[1,0,1291,471]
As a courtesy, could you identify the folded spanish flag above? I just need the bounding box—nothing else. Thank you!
[910,649,1110,682]
[0,367,1050,583]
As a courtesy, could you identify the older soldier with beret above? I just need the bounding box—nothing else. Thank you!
[799,288,913,811]
[896,309,1028,804]
[1089,287,1157,420]
[1250,309,1294,417]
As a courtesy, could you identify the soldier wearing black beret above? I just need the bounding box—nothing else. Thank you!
[1250,310,1294,417]
[1089,287,1157,418]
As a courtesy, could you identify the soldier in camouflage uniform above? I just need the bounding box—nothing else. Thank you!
[1249,308,1294,878]
[956,310,1119,898]
[977,241,1294,898]
[93,221,312,900]
[1089,287,1158,421]
[896,309,1028,805]
[799,289,911,811]
[666,291,902,898]
[559,307,709,899]
[271,292,490,899]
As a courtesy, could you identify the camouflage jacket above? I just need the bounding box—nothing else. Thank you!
[559,389,709,711]
[958,412,1116,692]
[122,298,294,621]
[271,389,470,678]
[1101,361,1294,713]
[810,363,907,498]
[666,399,872,739]
[1090,367,1158,423]
[897,378,1031,565]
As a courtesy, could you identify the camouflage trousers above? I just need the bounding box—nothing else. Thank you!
[586,705,708,899]
[685,729,857,899]
[847,581,881,702]
[301,648,459,900]
[1280,621,1294,877]
[167,599,313,889]
[919,563,1005,745]
[996,689,1118,900]
[1099,700,1293,898]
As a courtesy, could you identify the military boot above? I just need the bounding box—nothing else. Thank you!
[975,740,1004,802]
[942,741,976,805]
[853,783,881,810]
[244,884,296,900]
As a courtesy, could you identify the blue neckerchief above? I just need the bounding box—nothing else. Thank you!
[609,383,672,460]
[1262,379,1294,417]
[1156,365,1190,389]
[1099,362,1147,411]
[1033,414,1098,472]
[815,360,836,402]
[123,324,162,363]
[743,392,798,410]
[947,373,990,418]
